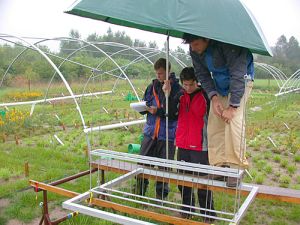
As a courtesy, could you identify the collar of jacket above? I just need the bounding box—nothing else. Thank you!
[152,72,177,85]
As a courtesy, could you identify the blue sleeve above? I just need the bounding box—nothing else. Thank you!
[221,44,249,106]
[140,84,152,115]
[190,47,218,100]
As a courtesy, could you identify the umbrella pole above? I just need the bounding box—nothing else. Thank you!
[165,34,170,161]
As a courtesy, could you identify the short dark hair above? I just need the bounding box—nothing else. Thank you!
[182,33,206,44]
[180,67,197,83]
[154,58,171,71]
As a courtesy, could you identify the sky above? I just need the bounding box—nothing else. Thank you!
[0,0,299,51]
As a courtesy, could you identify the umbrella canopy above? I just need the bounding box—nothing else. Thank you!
[66,0,272,56]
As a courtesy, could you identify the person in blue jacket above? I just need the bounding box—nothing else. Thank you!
[182,33,254,186]
[136,58,181,199]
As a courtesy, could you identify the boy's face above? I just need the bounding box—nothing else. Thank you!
[155,67,167,83]
[190,39,209,54]
[182,79,198,94]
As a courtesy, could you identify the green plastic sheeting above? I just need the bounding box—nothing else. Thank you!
[66,0,272,56]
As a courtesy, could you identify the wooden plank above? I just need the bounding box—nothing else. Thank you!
[29,180,78,198]
[255,184,300,204]
[91,198,208,225]
[29,180,209,225]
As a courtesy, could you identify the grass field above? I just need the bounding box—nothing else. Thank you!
[0,79,299,225]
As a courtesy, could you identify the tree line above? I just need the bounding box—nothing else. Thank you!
[255,35,300,78]
[0,29,299,87]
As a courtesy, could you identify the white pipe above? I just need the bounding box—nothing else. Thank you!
[30,104,36,116]
[102,107,109,114]
[267,136,277,148]
[0,91,112,107]
[119,120,129,130]
[54,134,64,146]
[165,34,170,160]
[275,87,300,96]
[84,119,146,133]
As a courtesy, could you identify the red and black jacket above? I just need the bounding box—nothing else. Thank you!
[172,88,209,151]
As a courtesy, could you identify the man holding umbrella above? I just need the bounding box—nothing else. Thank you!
[183,34,254,186]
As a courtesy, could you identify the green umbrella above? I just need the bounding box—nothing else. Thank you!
[66,0,272,56]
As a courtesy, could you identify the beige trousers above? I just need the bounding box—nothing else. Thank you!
[208,81,253,169]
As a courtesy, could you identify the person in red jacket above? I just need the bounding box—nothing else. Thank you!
[168,67,216,222]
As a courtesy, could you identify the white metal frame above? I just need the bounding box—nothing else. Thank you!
[63,191,155,225]
[63,149,258,224]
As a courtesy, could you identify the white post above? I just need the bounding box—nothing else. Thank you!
[165,34,170,160]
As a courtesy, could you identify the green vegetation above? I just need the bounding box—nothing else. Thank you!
[0,168,10,181]
[0,81,299,224]
[0,30,299,224]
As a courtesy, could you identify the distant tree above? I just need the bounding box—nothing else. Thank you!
[96,28,134,56]
[70,29,81,39]
[133,39,146,47]
[274,35,288,58]
[172,46,191,66]
[286,36,300,60]
[32,59,54,81]
[255,34,300,77]
[59,29,83,55]
[37,44,51,53]
[114,31,133,46]
[106,27,113,40]
[100,28,133,46]
[148,41,158,49]
[25,67,38,91]
[86,33,100,42]
[85,33,102,57]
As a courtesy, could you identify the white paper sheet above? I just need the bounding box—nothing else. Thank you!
[130,101,147,112]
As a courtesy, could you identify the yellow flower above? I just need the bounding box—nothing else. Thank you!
[7,91,43,101]
[5,109,28,124]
